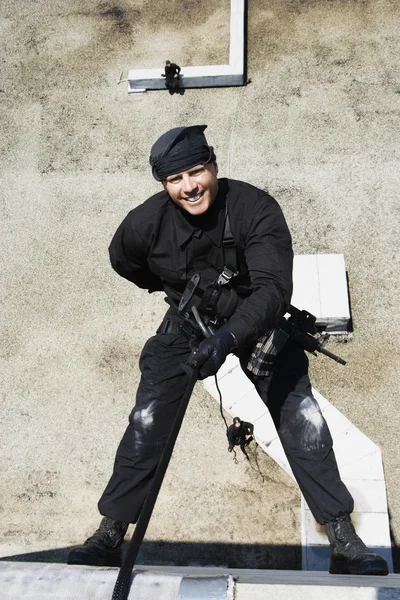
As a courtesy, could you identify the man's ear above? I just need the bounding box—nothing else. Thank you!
[213,161,219,175]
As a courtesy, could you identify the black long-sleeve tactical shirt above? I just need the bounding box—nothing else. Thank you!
[109,178,293,348]
[164,63,181,78]
[227,421,254,446]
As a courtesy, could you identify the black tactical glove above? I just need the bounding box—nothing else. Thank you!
[189,330,237,380]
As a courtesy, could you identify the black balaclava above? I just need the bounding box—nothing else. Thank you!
[149,125,216,181]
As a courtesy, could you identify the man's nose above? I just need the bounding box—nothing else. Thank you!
[181,174,198,195]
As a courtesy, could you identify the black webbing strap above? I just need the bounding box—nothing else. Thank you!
[221,204,238,279]
[159,317,197,341]
[159,318,183,335]
[111,364,199,600]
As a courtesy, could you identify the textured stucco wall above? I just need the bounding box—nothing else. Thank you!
[1,0,399,569]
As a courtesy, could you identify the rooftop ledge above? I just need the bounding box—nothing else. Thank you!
[1,563,400,599]
[127,0,246,93]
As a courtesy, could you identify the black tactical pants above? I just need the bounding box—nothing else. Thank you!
[98,328,353,525]
[238,437,252,459]
[165,75,179,92]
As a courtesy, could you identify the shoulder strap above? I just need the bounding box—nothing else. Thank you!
[218,203,238,284]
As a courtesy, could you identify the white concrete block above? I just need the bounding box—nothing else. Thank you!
[342,479,389,513]
[332,428,379,468]
[317,254,350,331]
[292,255,321,317]
[292,254,351,333]
[261,436,294,480]
[338,451,385,481]
[321,403,355,438]
[217,354,243,380]
[227,390,268,423]
[311,387,331,410]
[303,509,327,545]
[203,355,242,396]
[229,0,245,69]
[252,412,278,446]
[207,367,256,407]
[128,65,245,92]
[353,512,392,549]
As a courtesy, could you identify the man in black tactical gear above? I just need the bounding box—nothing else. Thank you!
[227,417,254,458]
[161,60,181,94]
[67,125,388,576]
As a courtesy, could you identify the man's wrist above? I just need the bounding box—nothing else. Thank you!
[215,329,238,351]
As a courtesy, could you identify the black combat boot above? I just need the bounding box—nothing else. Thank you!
[325,514,389,575]
[67,517,129,566]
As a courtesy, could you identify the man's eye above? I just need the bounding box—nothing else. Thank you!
[192,168,204,176]
[168,177,181,184]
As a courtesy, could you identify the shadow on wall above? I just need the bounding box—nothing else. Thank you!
[389,510,400,574]
[3,541,400,574]
[1,541,301,570]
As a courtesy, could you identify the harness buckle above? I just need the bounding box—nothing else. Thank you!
[217,266,238,286]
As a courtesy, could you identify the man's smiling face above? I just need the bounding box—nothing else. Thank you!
[162,162,219,216]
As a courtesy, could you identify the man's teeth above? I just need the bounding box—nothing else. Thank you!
[186,193,202,202]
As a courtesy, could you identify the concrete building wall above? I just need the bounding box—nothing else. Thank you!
[1,0,399,569]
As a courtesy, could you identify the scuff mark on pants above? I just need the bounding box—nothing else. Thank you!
[297,395,329,451]
[279,395,332,452]
[131,400,157,450]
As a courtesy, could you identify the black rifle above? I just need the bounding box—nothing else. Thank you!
[189,300,347,372]
[284,305,347,366]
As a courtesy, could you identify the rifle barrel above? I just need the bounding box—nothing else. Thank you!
[319,346,347,366]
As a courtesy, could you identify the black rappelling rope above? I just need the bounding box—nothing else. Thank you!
[248,442,265,482]
[214,374,266,478]
[214,375,238,464]
[111,364,199,600]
